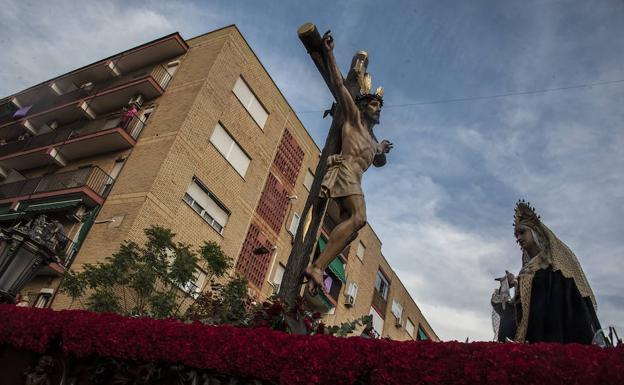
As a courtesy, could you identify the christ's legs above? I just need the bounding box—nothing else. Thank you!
[304,194,366,294]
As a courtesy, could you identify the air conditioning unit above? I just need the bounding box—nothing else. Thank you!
[394,315,402,328]
[271,283,280,295]
[128,94,144,107]
[69,205,88,222]
[344,294,355,307]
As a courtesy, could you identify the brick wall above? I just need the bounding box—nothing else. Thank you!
[235,222,273,288]
[273,129,304,188]
[255,172,289,234]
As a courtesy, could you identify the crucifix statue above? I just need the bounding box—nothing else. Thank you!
[279,24,392,306]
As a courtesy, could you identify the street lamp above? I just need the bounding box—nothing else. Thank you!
[0,215,63,303]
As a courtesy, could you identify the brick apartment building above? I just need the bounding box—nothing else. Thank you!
[0,26,437,341]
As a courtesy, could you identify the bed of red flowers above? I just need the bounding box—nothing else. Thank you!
[1,305,622,385]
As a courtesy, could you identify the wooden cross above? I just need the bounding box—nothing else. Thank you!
[279,23,380,307]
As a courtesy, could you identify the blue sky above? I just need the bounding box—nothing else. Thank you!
[1,0,623,341]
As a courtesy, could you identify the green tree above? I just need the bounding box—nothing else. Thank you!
[185,276,253,325]
[60,226,237,319]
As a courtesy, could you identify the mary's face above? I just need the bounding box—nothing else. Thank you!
[514,226,536,253]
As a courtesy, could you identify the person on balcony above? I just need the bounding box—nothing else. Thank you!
[120,103,138,129]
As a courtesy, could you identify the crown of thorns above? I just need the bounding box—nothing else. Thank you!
[355,92,384,107]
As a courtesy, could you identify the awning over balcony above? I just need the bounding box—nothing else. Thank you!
[0,198,83,222]
[328,258,346,284]
[25,198,82,213]
[317,236,346,284]
[0,206,22,221]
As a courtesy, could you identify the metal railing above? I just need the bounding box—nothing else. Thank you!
[150,64,173,89]
[0,114,146,158]
[0,166,113,201]
[59,239,79,268]
[1,63,170,131]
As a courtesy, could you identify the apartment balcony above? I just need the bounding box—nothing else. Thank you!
[35,239,78,276]
[2,32,187,116]
[0,65,171,140]
[0,166,113,208]
[0,114,145,171]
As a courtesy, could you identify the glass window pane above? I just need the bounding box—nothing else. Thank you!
[369,307,384,337]
[391,299,403,318]
[347,282,358,299]
[228,143,251,177]
[203,197,229,227]
[288,213,300,235]
[194,269,206,293]
[186,180,230,229]
[273,264,285,285]
[356,241,365,261]
[191,201,203,214]
[233,77,253,107]
[210,123,234,157]
[303,170,314,191]
[406,319,415,337]
[248,98,268,128]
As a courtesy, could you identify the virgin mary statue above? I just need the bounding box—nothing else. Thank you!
[492,200,602,344]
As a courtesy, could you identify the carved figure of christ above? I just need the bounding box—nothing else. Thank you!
[303,32,393,296]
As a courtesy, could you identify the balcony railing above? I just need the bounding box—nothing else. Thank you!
[0,166,113,204]
[149,64,173,89]
[0,65,171,136]
[0,114,145,160]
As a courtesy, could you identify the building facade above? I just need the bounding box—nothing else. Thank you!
[0,26,437,341]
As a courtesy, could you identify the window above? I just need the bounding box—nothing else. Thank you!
[184,178,230,234]
[166,60,180,76]
[406,318,415,338]
[288,212,300,235]
[346,282,358,301]
[417,326,429,340]
[33,288,54,308]
[325,270,344,301]
[391,299,403,319]
[369,306,384,338]
[272,263,285,292]
[109,159,125,180]
[102,159,124,196]
[33,294,50,308]
[356,241,366,261]
[374,270,390,300]
[303,169,314,191]
[182,268,207,299]
[210,123,251,177]
[233,77,268,128]
[141,107,154,123]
